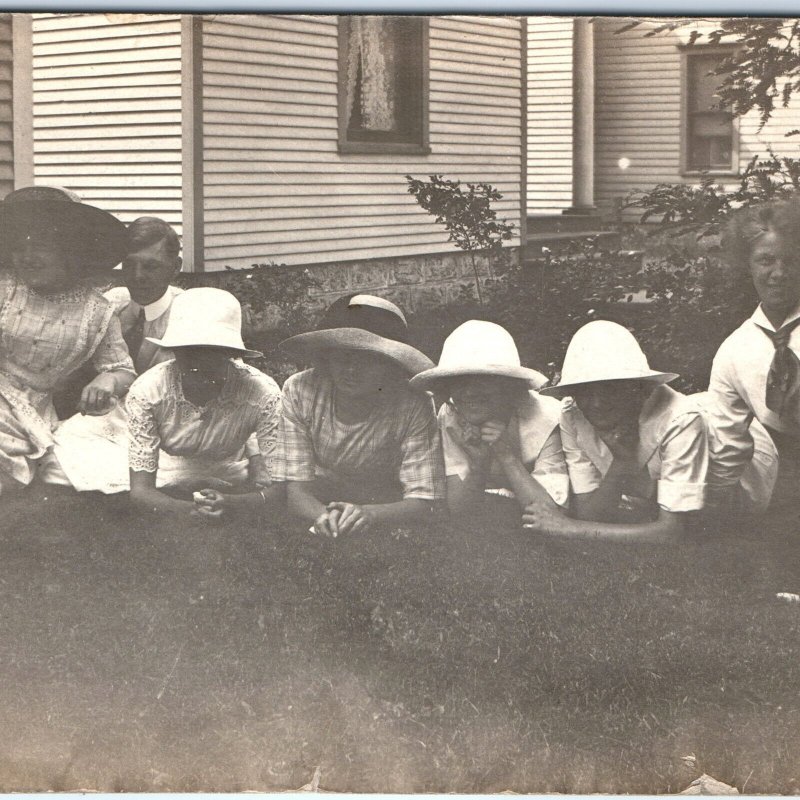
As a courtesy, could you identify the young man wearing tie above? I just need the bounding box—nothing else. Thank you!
[105,216,184,375]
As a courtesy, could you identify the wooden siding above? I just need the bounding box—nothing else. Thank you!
[30,13,183,234]
[595,17,800,220]
[526,15,573,214]
[0,14,12,197]
[201,14,522,271]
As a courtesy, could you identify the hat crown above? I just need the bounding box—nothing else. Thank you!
[4,185,81,205]
[0,185,127,273]
[561,320,652,384]
[318,293,409,344]
[439,320,522,371]
[162,288,247,350]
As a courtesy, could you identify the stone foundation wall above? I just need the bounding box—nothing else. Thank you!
[304,247,520,314]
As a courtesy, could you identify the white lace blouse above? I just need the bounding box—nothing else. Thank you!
[0,274,134,484]
[126,359,281,477]
[0,274,133,394]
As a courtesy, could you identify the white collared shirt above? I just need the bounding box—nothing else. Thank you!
[104,285,183,375]
[560,384,709,513]
[135,288,174,322]
[709,301,800,440]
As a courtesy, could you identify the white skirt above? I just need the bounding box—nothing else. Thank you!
[44,404,249,493]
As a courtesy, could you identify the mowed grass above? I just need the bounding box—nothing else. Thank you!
[0,486,799,793]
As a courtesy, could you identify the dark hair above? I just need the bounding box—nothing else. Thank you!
[722,196,800,273]
[127,216,180,260]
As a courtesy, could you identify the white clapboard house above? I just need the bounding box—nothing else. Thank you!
[5,14,800,303]
[527,16,800,230]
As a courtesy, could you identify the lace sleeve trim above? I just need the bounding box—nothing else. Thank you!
[254,391,282,483]
[96,360,137,375]
[126,390,160,473]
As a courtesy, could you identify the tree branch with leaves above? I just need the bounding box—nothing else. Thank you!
[406,174,515,304]
[616,17,800,131]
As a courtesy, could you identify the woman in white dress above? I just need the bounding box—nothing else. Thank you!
[0,186,135,495]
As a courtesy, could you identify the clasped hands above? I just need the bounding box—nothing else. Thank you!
[522,420,643,535]
[450,417,513,468]
[190,479,237,520]
[311,502,376,538]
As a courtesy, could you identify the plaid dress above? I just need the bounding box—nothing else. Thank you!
[273,368,445,502]
[0,274,134,484]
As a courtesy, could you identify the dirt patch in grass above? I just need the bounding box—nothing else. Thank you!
[0,488,799,792]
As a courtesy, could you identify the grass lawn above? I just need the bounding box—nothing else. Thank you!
[1,485,799,793]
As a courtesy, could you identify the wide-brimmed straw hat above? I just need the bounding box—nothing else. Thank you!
[540,320,678,397]
[0,186,127,274]
[147,287,262,358]
[280,293,433,376]
[410,320,547,391]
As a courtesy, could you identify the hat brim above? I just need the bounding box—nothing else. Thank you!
[410,364,548,391]
[0,199,127,273]
[280,328,434,376]
[539,371,679,398]
[146,337,263,359]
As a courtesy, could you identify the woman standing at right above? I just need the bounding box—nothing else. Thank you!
[708,197,800,502]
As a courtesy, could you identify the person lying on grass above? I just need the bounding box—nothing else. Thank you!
[0,186,136,497]
[126,288,281,520]
[409,320,569,518]
[709,196,800,502]
[274,294,445,538]
[522,321,775,543]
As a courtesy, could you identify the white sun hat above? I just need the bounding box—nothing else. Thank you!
[409,320,548,391]
[539,320,678,397]
[147,287,262,358]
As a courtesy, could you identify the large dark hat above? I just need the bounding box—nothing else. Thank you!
[280,293,434,376]
[0,186,128,273]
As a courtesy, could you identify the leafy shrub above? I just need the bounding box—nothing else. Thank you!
[406,174,515,304]
[625,150,800,237]
[165,152,798,393]
[404,163,793,391]
[410,230,757,394]
[617,152,800,389]
[623,249,757,392]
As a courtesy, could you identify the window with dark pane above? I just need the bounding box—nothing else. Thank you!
[338,16,428,153]
[686,52,734,171]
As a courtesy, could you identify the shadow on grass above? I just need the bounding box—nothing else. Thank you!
[0,488,798,792]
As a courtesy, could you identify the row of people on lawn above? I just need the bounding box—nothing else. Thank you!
[0,185,797,542]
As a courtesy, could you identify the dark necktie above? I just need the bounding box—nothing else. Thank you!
[757,316,800,420]
[123,307,146,363]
